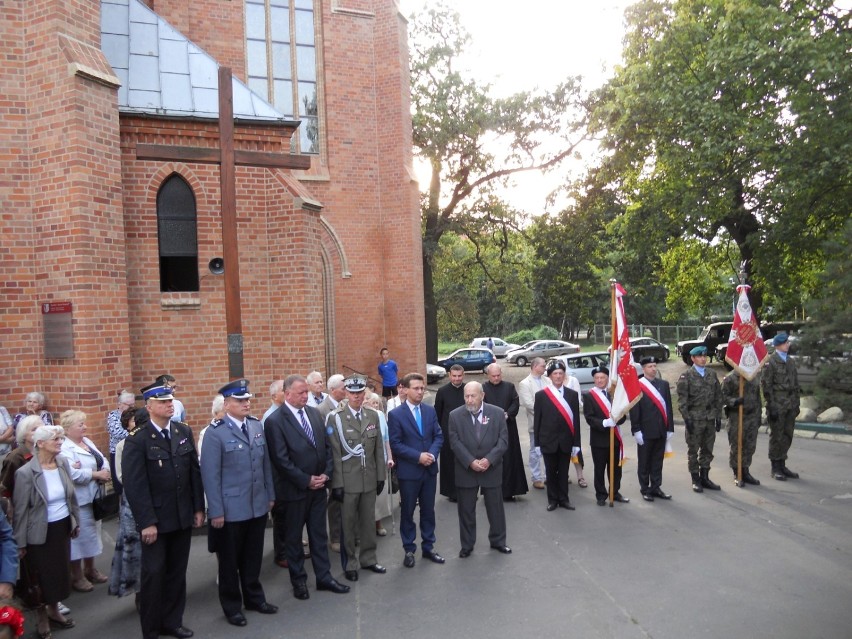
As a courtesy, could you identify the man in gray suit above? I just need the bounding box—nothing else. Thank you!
[200,380,277,627]
[448,381,511,558]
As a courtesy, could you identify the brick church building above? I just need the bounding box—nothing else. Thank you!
[0,0,425,445]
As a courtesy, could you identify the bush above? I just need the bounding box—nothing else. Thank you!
[505,325,559,345]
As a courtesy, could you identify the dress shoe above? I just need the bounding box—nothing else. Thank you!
[226,613,247,627]
[344,570,359,582]
[558,501,575,510]
[160,627,194,639]
[459,548,472,558]
[532,481,545,489]
[403,551,416,568]
[546,502,558,512]
[642,493,655,502]
[651,488,672,500]
[422,550,445,564]
[316,578,349,594]
[245,602,278,614]
[597,499,606,506]
[490,545,512,554]
[614,493,630,503]
[274,558,289,568]
[292,584,310,600]
[363,564,387,573]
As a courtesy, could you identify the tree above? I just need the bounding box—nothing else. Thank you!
[409,2,589,360]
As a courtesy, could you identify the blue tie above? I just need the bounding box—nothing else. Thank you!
[298,409,316,447]
[414,405,422,436]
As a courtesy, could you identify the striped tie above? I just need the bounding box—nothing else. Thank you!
[298,409,316,447]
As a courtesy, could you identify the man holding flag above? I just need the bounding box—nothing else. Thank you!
[722,370,762,485]
[629,356,674,501]
[584,366,629,506]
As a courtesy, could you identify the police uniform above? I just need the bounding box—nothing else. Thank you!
[200,380,277,626]
[676,346,723,492]
[122,384,204,639]
[761,333,801,479]
[329,377,386,580]
[722,370,762,485]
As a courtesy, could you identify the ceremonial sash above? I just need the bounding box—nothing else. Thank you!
[639,377,668,427]
[588,389,625,464]
[543,386,574,436]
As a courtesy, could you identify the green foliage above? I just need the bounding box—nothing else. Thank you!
[505,325,560,345]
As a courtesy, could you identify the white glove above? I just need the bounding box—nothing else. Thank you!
[602,418,615,428]
[635,431,644,446]
[666,431,673,442]
[571,446,580,458]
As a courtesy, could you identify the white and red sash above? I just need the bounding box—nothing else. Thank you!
[543,386,574,436]
[588,388,625,464]
[639,377,669,428]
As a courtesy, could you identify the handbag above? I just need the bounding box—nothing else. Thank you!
[92,482,120,520]
[14,560,42,610]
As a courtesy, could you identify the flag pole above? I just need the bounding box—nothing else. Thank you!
[736,374,744,487]
[609,279,617,508]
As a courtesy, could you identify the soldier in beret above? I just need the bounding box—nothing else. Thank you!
[761,333,801,480]
[122,383,204,639]
[200,380,277,627]
[676,346,724,493]
[722,370,762,486]
[328,377,387,582]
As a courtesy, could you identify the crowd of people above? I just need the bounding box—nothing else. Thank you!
[0,336,801,638]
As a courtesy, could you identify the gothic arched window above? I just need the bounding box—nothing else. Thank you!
[157,174,199,292]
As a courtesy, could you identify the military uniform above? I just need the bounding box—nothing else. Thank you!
[722,371,762,484]
[329,401,386,575]
[761,343,800,479]
[676,357,723,491]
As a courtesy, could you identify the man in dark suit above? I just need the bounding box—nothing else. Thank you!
[388,373,445,568]
[435,365,465,502]
[584,366,629,506]
[123,383,205,639]
[200,379,277,627]
[264,375,350,601]
[630,357,675,501]
[448,381,510,558]
[533,359,581,511]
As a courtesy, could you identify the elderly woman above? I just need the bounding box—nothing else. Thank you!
[106,390,136,493]
[365,392,395,536]
[59,410,111,592]
[13,425,80,637]
[0,415,41,500]
[0,404,13,458]
[12,392,53,429]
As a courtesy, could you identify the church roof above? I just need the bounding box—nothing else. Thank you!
[101,0,292,123]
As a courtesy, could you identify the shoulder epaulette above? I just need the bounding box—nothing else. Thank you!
[209,418,226,429]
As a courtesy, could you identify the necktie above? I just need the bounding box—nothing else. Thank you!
[604,390,610,402]
[161,427,170,442]
[414,405,422,436]
[355,411,361,422]
[473,410,482,439]
[241,422,248,439]
[298,409,316,447]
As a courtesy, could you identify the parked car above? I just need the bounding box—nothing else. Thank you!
[629,337,670,362]
[715,321,805,368]
[468,337,519,358]
[676,321,733,365]
[437,348,496,374]
[506,340,581,366]
[553,351,643,391]
[426,363,447,384]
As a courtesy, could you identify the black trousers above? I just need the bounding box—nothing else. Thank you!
[637,437,665,494]
[591,443,623,501]
[272,491,332,587]
[214,515,268,615]
[542,451,570,505]
[139,527,192,639]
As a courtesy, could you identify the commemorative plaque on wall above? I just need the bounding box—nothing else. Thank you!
[42,301,74,359]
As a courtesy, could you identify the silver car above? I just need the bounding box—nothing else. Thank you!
[506,340,581,366]
[468,337,519,358]
[553,351,643,391]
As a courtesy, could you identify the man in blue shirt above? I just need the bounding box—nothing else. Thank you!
[378,348,399,399]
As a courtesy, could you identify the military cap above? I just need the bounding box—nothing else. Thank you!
[343,376,367,392]
[640,356,659,366]
[218,379,253,399]
[141,382,174,401]
[772,333,789,346]
[689,345,708,356]
[545,359,566,376]
[591,366,610,377]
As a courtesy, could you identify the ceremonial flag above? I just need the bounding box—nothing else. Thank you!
[609,283,642,422]
[724,284,769,381]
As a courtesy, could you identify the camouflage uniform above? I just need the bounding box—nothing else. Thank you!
[676,366,723,474]
[722,371,761,471]
[761,352,800,464]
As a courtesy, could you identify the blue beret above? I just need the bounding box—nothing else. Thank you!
[690,346,708,356]
[218,379,253,399]
[772,333,789,346]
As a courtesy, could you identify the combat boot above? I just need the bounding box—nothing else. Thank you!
[742,468,760,485]
[781,463,799,479]
[771,460,786,481]
[691,472,703,493]
[699,469,720,490]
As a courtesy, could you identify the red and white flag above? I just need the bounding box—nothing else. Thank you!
[725,284,769,381]
[609,283,643,421]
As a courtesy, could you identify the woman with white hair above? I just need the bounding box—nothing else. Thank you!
[0,415,41,499]
[59,410,111,592]
[197,394,225,459]
[12,392,53,429]
[0,403,13,458]
[13,425,80,636]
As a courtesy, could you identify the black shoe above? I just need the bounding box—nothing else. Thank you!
[503,496,516,502]
[403,552,415,568]
[363,564,386,574]
[782,464,799,479]
[596,499,606,506]
[448,496,458,503]
[771,461,787,481]
[316,578,349,594]
[161,628,194,639]
[614,493,630,503]
[422,550,445,564]
[459,548,472,558]
[546,503,558,511]
[344,570,359,582]
[293,584,310,600]
[691,472,704,493]
[245,602,278,614]
[742,469,760,486]
[490,545,512,554]
[700,469,721,490]
[558,501,575,510]
[642,493,655,502]
[226,613,247,627]
[651,488,672,500]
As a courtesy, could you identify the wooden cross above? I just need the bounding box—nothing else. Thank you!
[136,67,310,378]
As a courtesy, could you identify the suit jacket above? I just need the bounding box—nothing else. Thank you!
[388,402,443,481]
[122,420,204,534]
[518,374,550,433]
[533,385,581,454]
[318,396,343,421]
[629,377,674,439]
[12,454,80,547]
[448,403,508,489]
[329,406,386,493]
[200,415,273,522]
[584,388,627,448]
[264,403,333,502]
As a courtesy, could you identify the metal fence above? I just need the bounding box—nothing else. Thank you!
[590,324,703,345]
